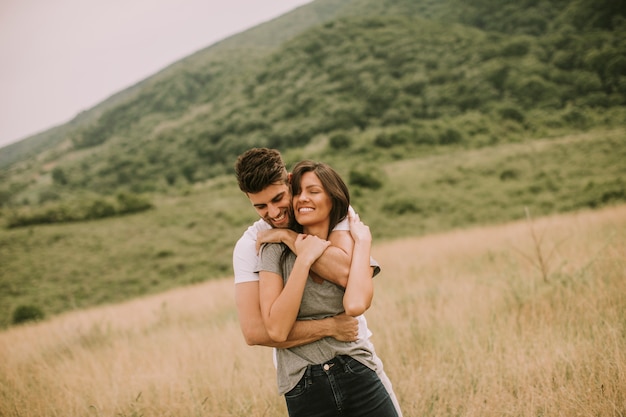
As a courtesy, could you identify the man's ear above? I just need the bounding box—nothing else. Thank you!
[288,172,293,184]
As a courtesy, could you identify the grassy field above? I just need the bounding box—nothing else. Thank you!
[0,177,258,328]
[1,204,624,416]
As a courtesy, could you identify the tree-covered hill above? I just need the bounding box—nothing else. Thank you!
[1,0,624,211]
[0,0,348,171]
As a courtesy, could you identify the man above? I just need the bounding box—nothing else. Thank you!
[233,148,402,415]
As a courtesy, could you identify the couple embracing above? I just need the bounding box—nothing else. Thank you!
[233,148,402,417]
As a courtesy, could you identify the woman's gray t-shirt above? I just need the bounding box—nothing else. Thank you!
[256,242,377,395]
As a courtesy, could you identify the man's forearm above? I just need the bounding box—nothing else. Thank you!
[284,318,337,347]
[310,246,350,287]
[237,281,355,348]
[256,318,336,349]
[312,229,353,286]
[277,229,351,287]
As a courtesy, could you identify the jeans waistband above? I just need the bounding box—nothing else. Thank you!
[305,355,352,378]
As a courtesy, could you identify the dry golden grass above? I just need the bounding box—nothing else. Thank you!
[1,205,625,416]
[370,205,626,416]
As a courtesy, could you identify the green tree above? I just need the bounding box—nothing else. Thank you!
[329,132,352,150]
[51,167,68,185]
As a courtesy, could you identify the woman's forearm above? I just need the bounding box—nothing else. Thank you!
[343,240,374,316]
[262,257,312,342]
[260,235,331,342]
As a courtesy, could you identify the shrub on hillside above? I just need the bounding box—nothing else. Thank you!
[5,193,153,228]
[12,305,45,325]
[561,107,589,129]
[412,128,438,145]
[499,169,520,181]
[497,105,526,123]
[329,132,352,150]
[349,168,384,190]
[374,129,411,148]
[438,128,463,145]
[0,189,10,207]
[38,189,62,204]
[85,198,117,219]
[51,167,68,185]
[382,198,421,215]
[116,192,154,214]
[500,38,531,57]
[581,179,626,209]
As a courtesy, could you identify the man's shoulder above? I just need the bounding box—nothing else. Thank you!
[233,219,270,284]
[237,218,271,243]
[233,219,269,261]
[333,217,349,232]
[331,205,356,232]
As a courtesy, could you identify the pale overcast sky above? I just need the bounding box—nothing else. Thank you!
[0,0,312,148]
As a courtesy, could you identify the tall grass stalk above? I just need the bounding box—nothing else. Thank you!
[510,206,564,282]
[1,205,625,416]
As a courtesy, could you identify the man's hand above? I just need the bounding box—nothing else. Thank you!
[329,313,359,342]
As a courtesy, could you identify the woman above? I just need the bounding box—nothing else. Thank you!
[256,160,399,417]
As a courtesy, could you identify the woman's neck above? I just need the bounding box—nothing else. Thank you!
[303,221,329,240]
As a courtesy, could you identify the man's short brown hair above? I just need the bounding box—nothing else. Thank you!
[235,148,289,194]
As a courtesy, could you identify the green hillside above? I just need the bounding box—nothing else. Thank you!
[1,0,624,199]
[1,128,624,327]
[0,0,625,327]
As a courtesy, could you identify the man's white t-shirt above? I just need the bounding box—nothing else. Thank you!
[233,218,277,284]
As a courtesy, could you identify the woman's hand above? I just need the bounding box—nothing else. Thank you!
[343,207,374,317]
[294,233,331,266]
[348,208,372,245]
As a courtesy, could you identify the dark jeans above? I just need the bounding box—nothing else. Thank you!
[285,355,399,417]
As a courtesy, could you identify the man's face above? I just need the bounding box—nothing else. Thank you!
[247,182,292,228]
